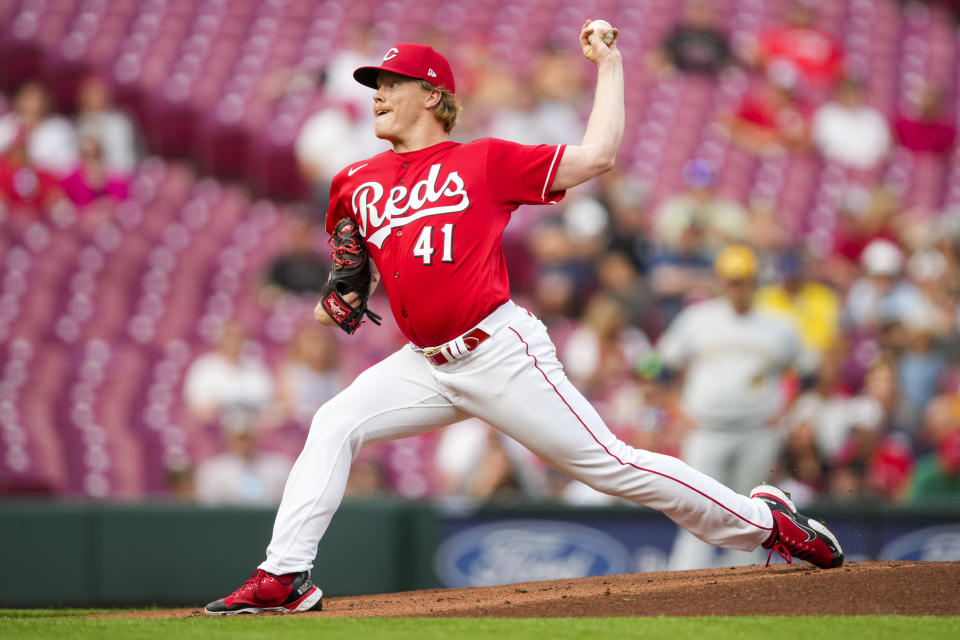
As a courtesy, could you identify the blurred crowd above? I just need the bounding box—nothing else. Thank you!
[0,78,136,216]
[2,0,960,508]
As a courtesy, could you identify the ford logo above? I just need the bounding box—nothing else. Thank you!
[880,525,960,561]
[434,520,632,588]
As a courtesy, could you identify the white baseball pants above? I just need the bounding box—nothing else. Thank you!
[260,302,774,575]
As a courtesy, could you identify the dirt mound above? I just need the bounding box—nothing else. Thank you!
[98,561,959,618]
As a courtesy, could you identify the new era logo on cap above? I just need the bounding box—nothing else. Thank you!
[353,43,456,94]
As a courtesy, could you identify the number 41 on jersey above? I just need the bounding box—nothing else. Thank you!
[413,224,455,265]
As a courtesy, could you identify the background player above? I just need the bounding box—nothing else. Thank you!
[658,244,817,570]
[204,20,843,616]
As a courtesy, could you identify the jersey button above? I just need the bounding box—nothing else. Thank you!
[394,271,400,279]
[396,230,402,237]
[401,310,408,318]
[402,163,409,168]
[399,178,405,184]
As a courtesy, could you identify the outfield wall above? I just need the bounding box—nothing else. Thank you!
[1,500,958,607]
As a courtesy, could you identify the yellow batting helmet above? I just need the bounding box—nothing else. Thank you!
[715,244,758,280]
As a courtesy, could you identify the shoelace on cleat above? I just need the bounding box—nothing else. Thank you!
[766,543,792,567]
[228,570,294,601]
[767,524,818,566]
[230,570,268,598]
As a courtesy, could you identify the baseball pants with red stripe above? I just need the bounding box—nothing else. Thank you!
[260,301,774,575]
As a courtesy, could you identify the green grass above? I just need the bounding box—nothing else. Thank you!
[0,615,958,640]
[0,609,139,618]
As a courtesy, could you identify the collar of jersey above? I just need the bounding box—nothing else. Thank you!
[390,140,459,159]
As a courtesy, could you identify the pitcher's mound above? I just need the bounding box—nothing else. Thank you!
[99,561,960,618]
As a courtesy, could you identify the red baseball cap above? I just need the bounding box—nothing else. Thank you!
[353,43,456,94]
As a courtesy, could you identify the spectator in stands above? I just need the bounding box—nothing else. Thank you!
[866,430,915,501]
[928,219,960,350]
[922,394,960,451]
[598,166,651,274]
[527,191,609,300]
[746,0,844,95]
[530,268,578,335]
[295,74,387,213]
[659,245,814,568]
[932,213,960,269]
[595,250,655,332]
[559,189,610,260]
[528,43,586,145]
[487,80,538,144]
[812,77,891,171]
[295,99,386,212]
[649,161,744,323]
[562,294,652,398]
[75,76,138,176]
[275,326,345,427]
[828,355,903,499]
[826,186,900,290]
[195,409,292,505]
[608,370,691,461]
[59,136,130,207]
[486,48,585,146]
[164,460,196,501]
[459,62,517,139]
[0,82,77,176]
[322,28,382,114]
[846,239,932,331]
[647,219,715,325]
[343,449,390,498]
[776,417,827,507]
[742,199,794,260]
[263,216,329,300]
[650,0,732,77]
[909,428,960,502]
[728,75,812,154]
[0,134,64,211]
[894,84,957,155]
[896,311,947,435]
[755,249,841,355]
[434,419,550,500]
[780,342,869,493]
[183,322,274,424]
[906,248,955,337]
[653,160,748,255]
[528,218,580,284]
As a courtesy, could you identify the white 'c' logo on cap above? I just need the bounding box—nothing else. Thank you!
[383,47,399,61]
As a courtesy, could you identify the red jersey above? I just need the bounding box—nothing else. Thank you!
[759,26,843,89]
[894,116,957,154]
[326,138,566,347]
[0,159,61,208]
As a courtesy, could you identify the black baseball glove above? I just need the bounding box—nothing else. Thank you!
[319,218,382,334]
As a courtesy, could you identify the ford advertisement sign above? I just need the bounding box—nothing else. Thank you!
[434,520,632,588]
[880,525,960,561]
[432,510,960,587]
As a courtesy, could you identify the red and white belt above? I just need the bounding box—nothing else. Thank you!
[423,327,491,366]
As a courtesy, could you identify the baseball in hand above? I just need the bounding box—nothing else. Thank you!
[588,19,615,46]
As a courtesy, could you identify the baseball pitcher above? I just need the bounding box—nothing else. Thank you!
[205,21,843,615]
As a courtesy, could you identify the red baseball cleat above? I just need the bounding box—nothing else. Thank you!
[204,569,323,616]
[751,484,844,569]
